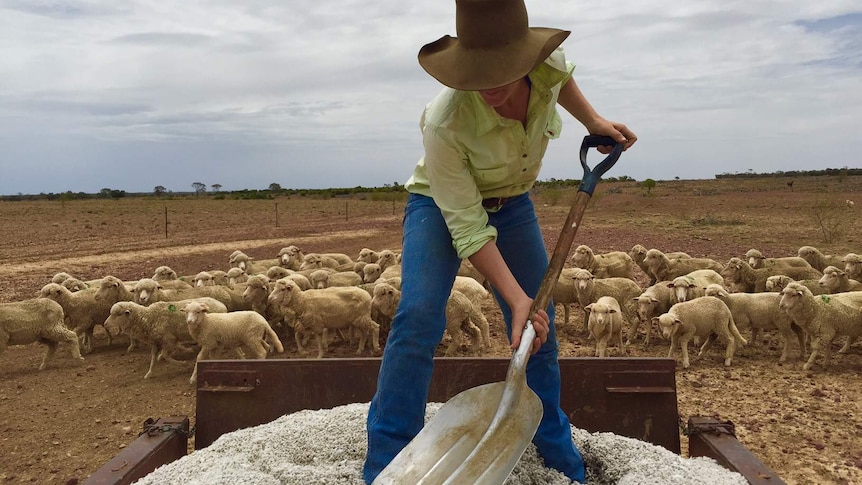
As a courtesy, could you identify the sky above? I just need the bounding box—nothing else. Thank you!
[1,1,860,195]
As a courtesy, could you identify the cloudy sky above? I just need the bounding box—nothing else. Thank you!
[1,1,860,195]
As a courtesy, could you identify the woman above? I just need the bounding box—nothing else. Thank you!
[364,0,636,483]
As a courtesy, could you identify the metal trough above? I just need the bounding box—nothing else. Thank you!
[85,357,784,484]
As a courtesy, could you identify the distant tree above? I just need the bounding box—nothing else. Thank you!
[154,185,167,197]
[212,183,222,192]
[268,183,282,191]
[674,176,680,181]
[642,178,656,194]
[192,182,207,196]
[99,188,112,198]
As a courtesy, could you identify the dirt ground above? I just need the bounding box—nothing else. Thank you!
[1,176,861,485]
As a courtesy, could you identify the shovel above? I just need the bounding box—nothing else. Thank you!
[373,135,623,485]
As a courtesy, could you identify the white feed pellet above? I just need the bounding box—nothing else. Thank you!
[133,402,747,485]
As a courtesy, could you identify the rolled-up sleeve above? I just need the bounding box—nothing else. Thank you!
[423,125,497,259]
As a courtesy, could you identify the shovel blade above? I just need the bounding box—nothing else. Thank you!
[374,380,543,485]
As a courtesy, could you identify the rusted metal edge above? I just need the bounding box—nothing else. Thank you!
[687,416,786,485]
[83,416,189,485]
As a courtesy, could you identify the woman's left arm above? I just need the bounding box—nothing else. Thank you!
[557,77,637,151]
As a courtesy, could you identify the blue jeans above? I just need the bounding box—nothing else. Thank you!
[363,193,585,483]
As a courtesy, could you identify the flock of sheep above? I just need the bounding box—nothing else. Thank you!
[1,241,861,381]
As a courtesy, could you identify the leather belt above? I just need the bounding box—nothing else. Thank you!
[482,197,510,211]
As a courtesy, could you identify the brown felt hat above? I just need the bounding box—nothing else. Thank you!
[418,0,570,91]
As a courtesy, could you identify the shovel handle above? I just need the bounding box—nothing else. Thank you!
[530,135,623,316]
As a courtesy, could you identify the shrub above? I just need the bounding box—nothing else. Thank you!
[811,198,850,243]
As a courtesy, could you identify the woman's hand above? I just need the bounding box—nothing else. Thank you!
[585,118,637,154]
[510,296,549,354]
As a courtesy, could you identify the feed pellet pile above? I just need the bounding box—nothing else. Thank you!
[133,403,747,485]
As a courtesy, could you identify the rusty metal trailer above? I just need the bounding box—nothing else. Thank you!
[85,357,784,484]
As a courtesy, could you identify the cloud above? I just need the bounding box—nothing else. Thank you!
[1,1,861,195]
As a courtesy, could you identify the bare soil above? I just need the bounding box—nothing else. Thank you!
[1,177,861,485]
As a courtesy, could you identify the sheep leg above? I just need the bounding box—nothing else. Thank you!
[617,327,626,356]
[126,337,138,353]
[838,335,856,354]
[315,330,326,359]
[722,329,737,367]
[820,331,836,369]
[247,340,267,360]
[144,346,159,379]
[99,323,113,346]
[625,318,640,347]
[667,333,677,359]
[750,327,761,347]
[679,335,691,369]
[190,347,212,384]
[803,337,822,371]
[596,338,607,358]
[697,333,717,359]
[444,323,462,356]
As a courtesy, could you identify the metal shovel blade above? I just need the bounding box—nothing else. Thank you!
[374,325,542,485]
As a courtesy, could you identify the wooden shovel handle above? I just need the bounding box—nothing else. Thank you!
[530,136,623,315]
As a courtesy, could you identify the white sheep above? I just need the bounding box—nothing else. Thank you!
[267,278,379,358]
[209,270,229,286]
[570,269,642,333]
[241,275,289,330]
[226,267,249,286]
[183,300,284,384]
[370,282,399,331]
[743,249,812,270]
[818,266,862,294]
[629,245,691,285]
[277,246,304,270]
[104,298,227,379]
[764,275,827,296]
[61,277,89,292]
[363,263,383,283]
[229,251,276,275]
[193,271,216,287]
[643,249,723,283]
[584,296,625,357]
[631,281,676,346]
[310,269,363,289]
[797,246,844,272]
[571,245,635,280]
[1,298,83,370]
[552,268,580,326]
[299,253,353,271]
[152,266,179,281]
[721,257,822,293]
[132,278,245,311]
[266,266,292,281]
[653,296,747,369]
[667,269,724,303]
[39,283,112,354]
[51,272,74,284]
[779,283,862,370]
[704,284,804,363]
[357,248,380,264]
[842,253,862,283]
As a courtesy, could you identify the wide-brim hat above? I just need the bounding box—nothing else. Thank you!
[418,0,570,91]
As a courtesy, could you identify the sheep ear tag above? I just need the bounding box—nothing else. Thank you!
[168,304,177,312]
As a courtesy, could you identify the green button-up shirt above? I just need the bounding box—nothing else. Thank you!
[405,47,574,259]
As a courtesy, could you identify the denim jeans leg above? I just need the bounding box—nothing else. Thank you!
[363,194,461,483]
[488,193,586,483]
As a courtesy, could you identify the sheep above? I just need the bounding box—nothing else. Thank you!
[266,266,292,281]
[570,269,642,334]
[300,253,354,271]
[132,278,244,311]
[443,290,490,355]
[1,298,83,370]
[704,284,805,363]
[229,251,275,275]
[584,296,625,357]
[193,271,216,287]
[369,283,489,355]
[744,249,812,270]
[226,267,249,286]
[643,249,723,283]
[571,245,635,280]
[629,245,691,285]
[309,269,363,289]
[51,272,74,284]
[376,250,400,271]
[105,299,226,379]
[779,283,862,370]
[380,264,402,281]
[818,266,862,294]
[667,269,724,303]
[209,270,229,286]
[842,253,862,283]
[631,281,676,346]
[61,277,89,292]
[552,268,580,326]
[764,275,828,296]
[797,246,844,272]
[721,257,823,293]
[456,259,487,287]
[39,283,112,354]
[363,263,384,283]
[357,248,380,264]
[278,246,304,270]
[183,300,284,384]
[152,266,179,281]
[653,296,747,369]
[267,278,379,358]
[241,275,288,330]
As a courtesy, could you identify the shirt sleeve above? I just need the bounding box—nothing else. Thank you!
[422,123,498,259]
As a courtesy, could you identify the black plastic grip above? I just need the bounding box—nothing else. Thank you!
[578,135,623,196]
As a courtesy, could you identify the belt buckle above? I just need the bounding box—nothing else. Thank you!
[484,197,505,211]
